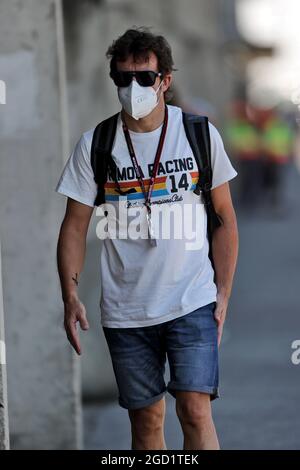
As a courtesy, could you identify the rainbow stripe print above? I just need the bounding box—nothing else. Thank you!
[190,171,198,191]
[104,176,169,201]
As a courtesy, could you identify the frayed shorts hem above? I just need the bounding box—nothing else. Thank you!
[118,390,168,410]
[118,384,220,410]
[167,382,220,401]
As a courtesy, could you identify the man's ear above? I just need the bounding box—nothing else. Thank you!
[162,74,172,93]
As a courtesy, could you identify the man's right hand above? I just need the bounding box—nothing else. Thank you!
[64,296,90,355]
[57,198,94,355]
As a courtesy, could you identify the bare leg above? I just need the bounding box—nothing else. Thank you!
[128,397,167,450]
[176,391,220,450]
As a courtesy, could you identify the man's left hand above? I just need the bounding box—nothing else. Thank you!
[214,292,229,347]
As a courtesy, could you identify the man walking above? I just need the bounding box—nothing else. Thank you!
[56,27,239,450]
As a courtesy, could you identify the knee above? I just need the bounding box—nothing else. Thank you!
[130,404,164,437]
[176,396,212,430]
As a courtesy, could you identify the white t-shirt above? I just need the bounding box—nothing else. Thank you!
[56,105,237,328]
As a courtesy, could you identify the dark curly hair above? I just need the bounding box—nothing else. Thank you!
[106,27,176,101]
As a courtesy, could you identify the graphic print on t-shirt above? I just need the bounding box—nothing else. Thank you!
[104,156,199,205]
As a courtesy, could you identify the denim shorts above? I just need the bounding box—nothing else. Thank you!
[102,301,219,410]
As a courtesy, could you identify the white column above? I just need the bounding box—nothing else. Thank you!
[0,243,10,450]
[0,0,82,449]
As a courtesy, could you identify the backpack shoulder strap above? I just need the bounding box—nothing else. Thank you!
[91,112,119,206]
[182,112,223,273]
[182,113,212,193]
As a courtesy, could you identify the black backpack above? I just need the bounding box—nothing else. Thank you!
[90,111,222,272]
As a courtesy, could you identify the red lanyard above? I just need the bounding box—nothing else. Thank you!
[122,106,168,215]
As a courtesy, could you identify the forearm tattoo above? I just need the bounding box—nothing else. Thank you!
[72,273,79,286]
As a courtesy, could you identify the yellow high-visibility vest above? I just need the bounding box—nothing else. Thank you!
[262,118,294,163]
[225,119,261,160]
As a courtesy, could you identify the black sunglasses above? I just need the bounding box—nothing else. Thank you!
[112,70,163,87]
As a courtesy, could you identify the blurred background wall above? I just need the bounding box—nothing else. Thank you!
[61,0,300,450]
[0,0,81,449]
[62,0,285,402]
[61,0,248,401]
